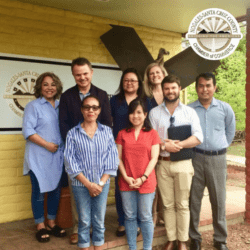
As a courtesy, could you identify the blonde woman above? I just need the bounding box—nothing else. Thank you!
[144,63,168,108]
[144,63,168,227]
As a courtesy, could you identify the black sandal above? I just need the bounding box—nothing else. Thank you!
[116,228,126,237]
[36,228,50,243]
[47,225,66,237]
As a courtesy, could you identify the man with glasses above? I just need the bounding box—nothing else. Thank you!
[149,75,203,250]
[188,73,235,250]
[59,57,112,245]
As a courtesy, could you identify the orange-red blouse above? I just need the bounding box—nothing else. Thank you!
[116,128,161,193]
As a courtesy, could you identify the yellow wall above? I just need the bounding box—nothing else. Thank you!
[0,0,182,223]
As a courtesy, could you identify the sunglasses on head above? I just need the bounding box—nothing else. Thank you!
[170,116,175,127]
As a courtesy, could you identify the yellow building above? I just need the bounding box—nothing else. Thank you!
[0,0,183,223]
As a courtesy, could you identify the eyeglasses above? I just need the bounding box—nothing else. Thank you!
[123,79,138,84]
[170,116,175,127]
[82,105,100,111]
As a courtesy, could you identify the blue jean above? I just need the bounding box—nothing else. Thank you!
[115,171,140,227]
[115,171,125,226]
[121,191,155,250]
[72,184,110,248]
[29,170,61,224]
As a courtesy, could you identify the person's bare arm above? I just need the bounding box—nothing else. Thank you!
[163,139,182,153]
[131,144,160,189]
[176,135,201,148]
[28,134,58,153]
[117,144,135,187]
[76,173,102,197]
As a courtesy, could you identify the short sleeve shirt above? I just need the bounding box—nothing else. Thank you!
[116,128,161,193]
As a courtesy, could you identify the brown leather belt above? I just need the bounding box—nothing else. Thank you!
[158,156,171,161]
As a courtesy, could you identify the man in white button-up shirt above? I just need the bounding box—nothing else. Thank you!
[149,75,203,250]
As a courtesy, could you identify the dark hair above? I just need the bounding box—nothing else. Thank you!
[71,57,92,72]
[34,72,63,99]
[116,68,146,101]
[125,98,152,132]
[195,72,216,88]
[161,75,181,89]
[81,95,101,108]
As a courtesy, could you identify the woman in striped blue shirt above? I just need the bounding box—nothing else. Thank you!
[64,95,119,250]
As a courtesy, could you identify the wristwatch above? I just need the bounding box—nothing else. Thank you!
[99,181,105,187]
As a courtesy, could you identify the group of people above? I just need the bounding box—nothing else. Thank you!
[22,56,235,250]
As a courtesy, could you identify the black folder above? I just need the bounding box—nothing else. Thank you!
[167,125,193,161]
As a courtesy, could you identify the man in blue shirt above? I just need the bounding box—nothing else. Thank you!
[189,73,235,250]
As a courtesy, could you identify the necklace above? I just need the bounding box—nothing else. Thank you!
[81,123,98,138]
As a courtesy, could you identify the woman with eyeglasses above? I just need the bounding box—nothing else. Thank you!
[116,99,161,250]
[144,63,168,227]
[64,95,119,250]
[110,68,153,237]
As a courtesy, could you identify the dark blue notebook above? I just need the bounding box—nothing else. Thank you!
[167,125,193,161]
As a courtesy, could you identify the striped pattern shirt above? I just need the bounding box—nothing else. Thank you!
[64,122,119,187]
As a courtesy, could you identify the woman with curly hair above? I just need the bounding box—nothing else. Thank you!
[22,72,66,243]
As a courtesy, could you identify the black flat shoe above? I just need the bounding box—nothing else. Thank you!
[213,241,228,250]
[116,228,126,237]
[115,227,140,237]
[190,239,201,250]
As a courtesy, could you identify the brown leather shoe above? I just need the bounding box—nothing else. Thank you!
[178,241,187,250]
[70,233,78,245]
[163,241,177,250]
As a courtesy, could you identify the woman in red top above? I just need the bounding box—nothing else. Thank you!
[116,99,161,250]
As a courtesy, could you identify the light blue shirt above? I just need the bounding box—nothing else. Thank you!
[64,122,119,187]
[22,97,64,193]
[188,98,235,151]
[79,91,90,101]
[149,101,203,157]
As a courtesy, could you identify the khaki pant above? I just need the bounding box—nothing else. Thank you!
[156,159,194,242]
[68,176,78,234]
